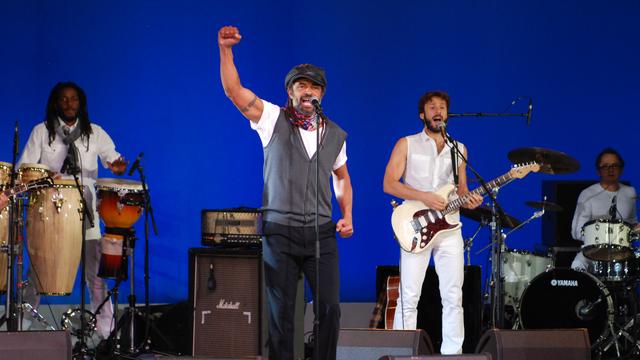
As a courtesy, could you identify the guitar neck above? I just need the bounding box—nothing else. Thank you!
[443,171,513,215]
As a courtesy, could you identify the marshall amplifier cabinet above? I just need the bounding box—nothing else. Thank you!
[188,248,267,357]
[201,208,262,247]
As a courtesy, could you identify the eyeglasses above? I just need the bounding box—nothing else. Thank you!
[599,164,623,170]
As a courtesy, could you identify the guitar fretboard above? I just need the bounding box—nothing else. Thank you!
[442,172,514,216]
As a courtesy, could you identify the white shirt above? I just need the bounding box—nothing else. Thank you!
[19,119,121,239]
[250,100,347,171]
[571,182,638,241]
[404,131,466,222]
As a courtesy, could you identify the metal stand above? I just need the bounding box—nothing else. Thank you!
[2,121,21,331]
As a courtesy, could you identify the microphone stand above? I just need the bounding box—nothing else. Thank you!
[449,96,533,126]
[441,128,509,329]
[312,105,324,360]
[130,157,160,353]
[64,145,95,359]
[4,121,20,331]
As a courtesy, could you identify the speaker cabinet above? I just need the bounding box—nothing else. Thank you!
[375,265,483,353]
[337,328,433,360]
[475,328,590,360]
[0,331,71,359]
[188,248,265,358]
[380,354,492,360]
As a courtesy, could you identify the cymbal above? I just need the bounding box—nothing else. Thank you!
[525,200,563,212]
[460,205,521,228]
[507,147,580,174]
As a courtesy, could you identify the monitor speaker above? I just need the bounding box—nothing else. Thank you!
[475,328,590,360]
[337,328,433,360]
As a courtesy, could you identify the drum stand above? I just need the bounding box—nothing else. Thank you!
[593,283,640,359]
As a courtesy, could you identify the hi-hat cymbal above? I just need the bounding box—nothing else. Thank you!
[525,200,563,212]
[460,205,521,228]
[508,147,580,174]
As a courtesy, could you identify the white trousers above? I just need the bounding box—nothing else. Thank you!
[571,251,591,271]
[393,230,465,355]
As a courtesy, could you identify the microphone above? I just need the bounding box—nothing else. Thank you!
[207,262,216,292]
[310,96,322,112]
[609,195,617,221]
[578,296,602,318]
[128,152,144,176]
[13,121,19,157]
[526,98,533,126]
[439,121,451,143]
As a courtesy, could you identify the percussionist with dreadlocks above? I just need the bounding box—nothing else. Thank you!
[18,81,128,338]
[218,26,354,360]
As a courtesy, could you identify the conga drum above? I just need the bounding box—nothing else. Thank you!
[19,163,51,184]
[0,162,14,293]
[0,200,8,293]
[95,178,144,229]
[0,161,12,185]
[98,234,129,280]
[95,178,144,280]
[26,179,83,295]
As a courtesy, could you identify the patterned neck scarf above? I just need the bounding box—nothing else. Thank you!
[285,104,319,131]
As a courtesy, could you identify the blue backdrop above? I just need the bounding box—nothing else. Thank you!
[1,0,639,305]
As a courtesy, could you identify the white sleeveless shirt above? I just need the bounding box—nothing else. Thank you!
[404,131,466,221]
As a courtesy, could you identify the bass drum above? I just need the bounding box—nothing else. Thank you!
[519,268,613,347]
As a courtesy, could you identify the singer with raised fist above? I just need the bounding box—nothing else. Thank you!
[18,81,127,338]
[383,91,482,355]
[571,148,640,270]
[218,25,353,360]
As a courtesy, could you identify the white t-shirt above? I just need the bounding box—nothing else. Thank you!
[250,100,347,171]
[19,119,121,240]
[571,182,638,241]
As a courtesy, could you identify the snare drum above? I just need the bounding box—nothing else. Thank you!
[0,161,12,185]
[95,178,144,229]
[502,249,553,308]
[97,234,128,280]
[589,258,638,282]
[582,219,633,261]
[26,179,83,295]
[19,163,51,184]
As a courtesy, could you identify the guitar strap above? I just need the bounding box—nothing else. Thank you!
[450,140,459,186]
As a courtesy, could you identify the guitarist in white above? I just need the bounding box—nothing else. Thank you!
[383,91,482,355]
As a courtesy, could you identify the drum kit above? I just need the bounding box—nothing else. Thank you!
[461,147,640,359]
[0,162,147,347]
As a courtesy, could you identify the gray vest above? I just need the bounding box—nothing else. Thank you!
[262,110,347,226]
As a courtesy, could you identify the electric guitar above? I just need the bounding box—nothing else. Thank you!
[391,163,540,253]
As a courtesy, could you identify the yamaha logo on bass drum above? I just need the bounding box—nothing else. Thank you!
[550,279,579,287]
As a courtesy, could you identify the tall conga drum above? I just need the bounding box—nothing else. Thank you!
[0,161,13,293]
[0,161,12,185]
[19,163,51,184]
[26,179,83,295]
[0,195,8,293]
[95,178,144,280]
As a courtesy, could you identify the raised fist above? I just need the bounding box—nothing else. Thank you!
[218,25,242,47]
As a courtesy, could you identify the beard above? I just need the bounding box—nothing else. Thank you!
[425,117,445,133]
[56,108,78,124]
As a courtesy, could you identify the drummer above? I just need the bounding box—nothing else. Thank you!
[18,81,127,339]
[571,148,640,270]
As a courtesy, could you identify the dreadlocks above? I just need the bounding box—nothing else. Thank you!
[44,82,93,150]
